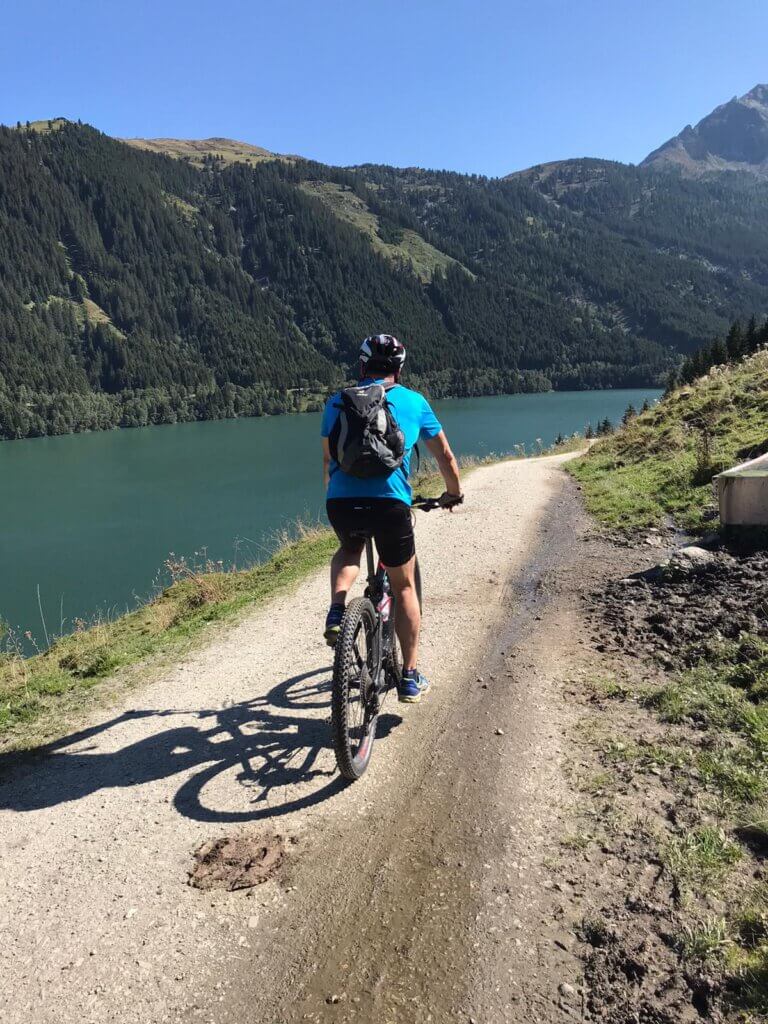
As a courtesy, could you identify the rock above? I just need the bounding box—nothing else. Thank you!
[495,728,504,736]
[559,982,576,999]
[660,545,717,581]
[678,545,716,567]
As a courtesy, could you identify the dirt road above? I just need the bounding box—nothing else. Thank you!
[0,455,591,1024]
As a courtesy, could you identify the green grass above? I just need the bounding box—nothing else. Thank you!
[161,190,199,222]
[663,826,742,900]
[625,634,768,1009]
[600,733,691,770]
[561,830,594,852]
[298,180,474,283]
[650,635,768,712]
[674,916,730,962]
[23,118,68,133]
[724,889,768,1017]
[0,527,336,751]
[644,639,768,809]
[576,769,616,793]
[584,675,632,700]
[570,349,768,532]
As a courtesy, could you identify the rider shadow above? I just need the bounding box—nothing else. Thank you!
[0,667,402,823]
[176,672,401,822]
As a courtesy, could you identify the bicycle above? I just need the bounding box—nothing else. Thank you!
[330,493,462,781]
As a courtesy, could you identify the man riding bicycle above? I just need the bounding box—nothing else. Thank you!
[321,334,463,704]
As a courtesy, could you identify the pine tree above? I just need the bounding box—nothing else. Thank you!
[597,417,614,436]
[665,369,680,394]
[744,315,758,356]
[726,321,744,361]
[709,338,728,366]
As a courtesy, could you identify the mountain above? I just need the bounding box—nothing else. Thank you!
[643,84,768,178]
[2,117,768,439]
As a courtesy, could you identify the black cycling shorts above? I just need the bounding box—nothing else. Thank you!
[326,498,415,568]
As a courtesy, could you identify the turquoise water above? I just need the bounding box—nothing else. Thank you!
[0,389,660,644]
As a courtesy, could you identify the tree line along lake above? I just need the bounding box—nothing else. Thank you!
[1,388,660,651]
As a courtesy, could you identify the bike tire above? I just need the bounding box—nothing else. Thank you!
[331,596,379,781]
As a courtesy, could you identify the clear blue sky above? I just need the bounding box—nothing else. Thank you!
[2,0,767,176]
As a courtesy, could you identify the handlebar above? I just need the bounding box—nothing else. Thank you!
[412,493,464,512]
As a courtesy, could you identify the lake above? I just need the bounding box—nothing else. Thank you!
[1,388,660,647]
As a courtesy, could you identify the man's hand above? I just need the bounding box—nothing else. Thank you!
[438,491,464,511]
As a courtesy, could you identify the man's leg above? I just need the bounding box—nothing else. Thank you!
[330,545,362,605]
[385,556,420,670]
[324,543,363,645]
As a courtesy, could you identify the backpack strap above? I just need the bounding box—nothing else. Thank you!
[380,383,419,477]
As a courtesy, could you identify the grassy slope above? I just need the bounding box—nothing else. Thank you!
[570,349,768,532]
[571,349,768,1014]
[0,529,336,752]
[121,136,283,167]
[299,180,472,284]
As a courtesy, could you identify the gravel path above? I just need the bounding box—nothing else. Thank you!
[0,454,581,1024]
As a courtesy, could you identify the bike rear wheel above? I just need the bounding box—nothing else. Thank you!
[331,597,380,780]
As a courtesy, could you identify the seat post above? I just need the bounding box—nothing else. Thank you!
[365,537,377,588]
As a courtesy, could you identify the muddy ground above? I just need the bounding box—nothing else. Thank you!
[569,531,768,1024]
[595,539,768,668]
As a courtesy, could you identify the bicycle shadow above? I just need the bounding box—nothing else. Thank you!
[0,667,403,823]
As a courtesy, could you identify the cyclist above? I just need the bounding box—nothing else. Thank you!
[321,334,463,704]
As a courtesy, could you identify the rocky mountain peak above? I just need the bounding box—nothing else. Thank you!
[642,84,768,178]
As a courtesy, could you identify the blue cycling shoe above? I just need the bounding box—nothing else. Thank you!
[398,668,431,704]
[324,603,345,646]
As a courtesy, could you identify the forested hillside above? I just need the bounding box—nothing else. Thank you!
[2,120,768,439]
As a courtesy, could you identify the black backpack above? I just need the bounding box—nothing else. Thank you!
[329,383,405,479]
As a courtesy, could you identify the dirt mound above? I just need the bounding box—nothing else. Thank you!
[595,545,768,666]
[188,833,286,891]
[583,934,711,1024]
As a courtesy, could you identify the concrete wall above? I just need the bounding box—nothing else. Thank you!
[716,453,768,526]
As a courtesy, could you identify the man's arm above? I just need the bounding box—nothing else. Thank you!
[424,431,462,498]
[322,437,331,490]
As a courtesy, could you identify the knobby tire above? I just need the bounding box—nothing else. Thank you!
[331,597,379,780]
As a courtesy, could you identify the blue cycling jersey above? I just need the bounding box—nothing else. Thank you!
[321,379,442,505]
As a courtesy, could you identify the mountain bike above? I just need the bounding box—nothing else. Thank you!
[330,494,461,781]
